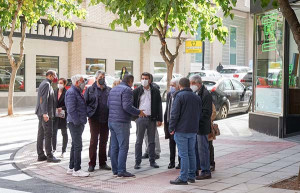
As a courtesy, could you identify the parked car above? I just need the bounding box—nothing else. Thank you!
[203,77,252,119]
[220,66,251,81]
[240,71,253,88]
[187,70,222,79]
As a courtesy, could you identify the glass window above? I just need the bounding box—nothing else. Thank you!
[231,79,244,91]
[86,58,106,75]
[0,54,25,92]
[230,26,237,65]
[36,56,59,89]
[154,62,167,74]
[255,11,284,114]
[115,60,133,79]
[223,79,233,90]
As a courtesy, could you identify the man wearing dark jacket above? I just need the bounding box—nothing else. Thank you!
[190,75,212,180]
[169,78,202,185]
[133,72,162,169]
[107,75,145,178]
[85,71,111,172]
[35,70,60,163]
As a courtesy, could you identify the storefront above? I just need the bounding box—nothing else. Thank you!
[250,0,300,137]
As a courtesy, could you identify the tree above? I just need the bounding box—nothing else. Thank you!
[0,0,86,116]
[91,0,236,88]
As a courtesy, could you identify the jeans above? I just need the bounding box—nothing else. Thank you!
[144,128,161,155]
[135,117,156,164]
[108,121,131,174]
[37,116,53,158]
[68,122,84,171]
[174,132,197,182]
[197,135,211,174]
[88,119,109,167]
[169,135,180,164]
[52,122,68,153]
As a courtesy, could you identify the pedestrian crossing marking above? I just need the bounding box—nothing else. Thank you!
[0,174,32,182]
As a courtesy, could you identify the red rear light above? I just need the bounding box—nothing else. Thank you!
[240,79,245,82]
[134,85,137,89]
[211,86,217,92]
[233,74,239,78]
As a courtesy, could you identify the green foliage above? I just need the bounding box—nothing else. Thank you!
[0,0,86,31]
[90,0,236,44]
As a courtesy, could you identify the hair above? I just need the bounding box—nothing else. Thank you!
[46,70,56,77]
[112,79,121,88]
[71,74,83,85]
[121,67,127,72]
[179,77,190,88]
[59,78,67,85]
[122,74,134,84]
[170,77,180,86]
[141,72,151,80]
[189,74,203,84]
[95,70,105,78]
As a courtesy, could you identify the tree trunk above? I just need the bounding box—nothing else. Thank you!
[166,62,174,91]
[8,66,17,116]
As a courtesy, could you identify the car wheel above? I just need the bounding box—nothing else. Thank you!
[162,90,167,102]
[217,104,228,119]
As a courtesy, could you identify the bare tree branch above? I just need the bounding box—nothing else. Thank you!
[17,21,26,67]
[165,44,173,60]
[8,0,23,55]
[0,28,9,52]
[157,22,163,35]
[174,30,183,58]
[163,1,172,37]
[154,27,166,46]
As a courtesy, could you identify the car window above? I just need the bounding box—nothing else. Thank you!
[231,79,244,91]
[203,81,216,90]
[223,79,233,90]
[153,75,164,82]
[188,72,206,78]
[220,69,238,74]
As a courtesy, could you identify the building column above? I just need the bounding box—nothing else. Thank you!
[68,25,82,77]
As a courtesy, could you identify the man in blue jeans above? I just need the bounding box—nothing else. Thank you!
[107,75,145,178]
[169,78,202,185]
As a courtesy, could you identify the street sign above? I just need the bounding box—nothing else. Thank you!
[185,40,202,53]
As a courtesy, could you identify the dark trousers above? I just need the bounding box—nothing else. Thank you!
[135,117,156,164]
[37,116,53,158]
[68,122,84,171]
[209,141,215,167]
[52,122,68,153]
[88,118,109,167]
[169,135,180,164]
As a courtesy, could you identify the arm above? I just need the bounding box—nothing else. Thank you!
[201,92,212,121]
[122,88,140,116]
[40,82,50,115]
[84,86,90,104]
[163,93,170,123]
[157,91,163,122]
[168,95,181,133]
[65,91,80,126]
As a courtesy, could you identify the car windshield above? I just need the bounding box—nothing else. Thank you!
[220,69,238,74]
[153,75,164,82]
[203,81,216,90]
[187,72,206,78]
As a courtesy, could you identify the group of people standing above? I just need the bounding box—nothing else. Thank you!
[35,69,218,184]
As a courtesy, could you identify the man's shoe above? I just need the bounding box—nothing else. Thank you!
[210,165,215,172]
[60,152,65,158]
[72,169,90,177]
[196,173,212,180]
[170,177,188,185]
[100,164,111,170]
[155,154,160,159]
[37,155,47,162]
[188,178,195,183]
[67,168,73,175]
[88,166,95,172]
[168,163,175,169]
[141,153,149,159]
[195,170,199,176]
[175,164,180,169]
[134,163,141,169]
[117,171,136,178]
[150,162,159,168]
[113,172,118,177]
[47,156,61,163]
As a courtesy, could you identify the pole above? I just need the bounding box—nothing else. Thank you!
[202,41,205,70]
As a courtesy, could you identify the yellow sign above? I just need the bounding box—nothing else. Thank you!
[185,40,202,53]
[269,62,281,69]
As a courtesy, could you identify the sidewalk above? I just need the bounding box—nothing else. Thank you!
[14,114,300,193]
[0,106,35,117]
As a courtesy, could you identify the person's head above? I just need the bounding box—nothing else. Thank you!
[219,62,222,66]
[170,78,180,92]
[112,79,121,88]
[178,78,190,90]
[141,72,151,88]
[122,74,134,87]
[189,75,202,92]
[121,67,127,73]
[71,74,85,92]
[46,70,57,83]
[95,70,106,86]
[57,78,67,90]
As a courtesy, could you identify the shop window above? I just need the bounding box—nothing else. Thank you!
[254,11,284,114]
[86,58,106,75]
[0,54,25,92]
[154,62,167,74]
[36,56,59,89]
[230,26,237,65]
[115,60,133,79]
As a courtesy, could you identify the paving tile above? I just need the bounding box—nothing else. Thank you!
[248,187,290,193]
[188,189,216,193]
[252,166,281,173]
[200,182,235,191]
[235,171,267,179]
[228,183,264,191]
[219,177,251,185]
[247,177,281,185]
[237,162,266,169]
[252,158,280,164]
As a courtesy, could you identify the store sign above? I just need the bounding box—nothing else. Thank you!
[185,40,202,53]
[261,13,278,52]
[5,19,73,42]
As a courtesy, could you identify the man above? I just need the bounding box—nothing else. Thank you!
[169,78,202,185]
[190,75,212,180]
[65,74,89,177]
[85,71,111,172]
[216,62,223,72]
[164,78,181,169]
[107,75,146,178]
[133,72,162,169]
[35,70,61,163]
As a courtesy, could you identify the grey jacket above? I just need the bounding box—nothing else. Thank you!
[35,78,55,118]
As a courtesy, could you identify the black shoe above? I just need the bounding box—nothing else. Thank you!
[196,173,212,180]
[100,164,111,170]
[134,163,141,170]
[88,166,95,172]
[188,178,196,183]
[142,153,149,159]
[155,154,160,159]
[210,165,215,172]
[168,163,175,169]
[47,156,61,163]
[117,171,136,178]
[37,155,47,162]
[150,162,159,168]
[195,170,199,176]
[170,177,188,185]
[175,164,180,169]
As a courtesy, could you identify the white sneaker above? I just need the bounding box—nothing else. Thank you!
[72,169,90,177]
[60,153,65,158]
[67,168,73,175]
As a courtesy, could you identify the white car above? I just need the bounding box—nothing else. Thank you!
[219,66,251,81]
[187,70,222,80]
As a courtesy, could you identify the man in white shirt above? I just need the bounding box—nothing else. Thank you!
[133,72,163,169]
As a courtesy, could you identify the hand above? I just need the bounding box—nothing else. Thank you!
[43,114,49,122]
[139,110,146,117]
[57,108,62,113]
[170,131,175,135]
[157,121,162,127]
